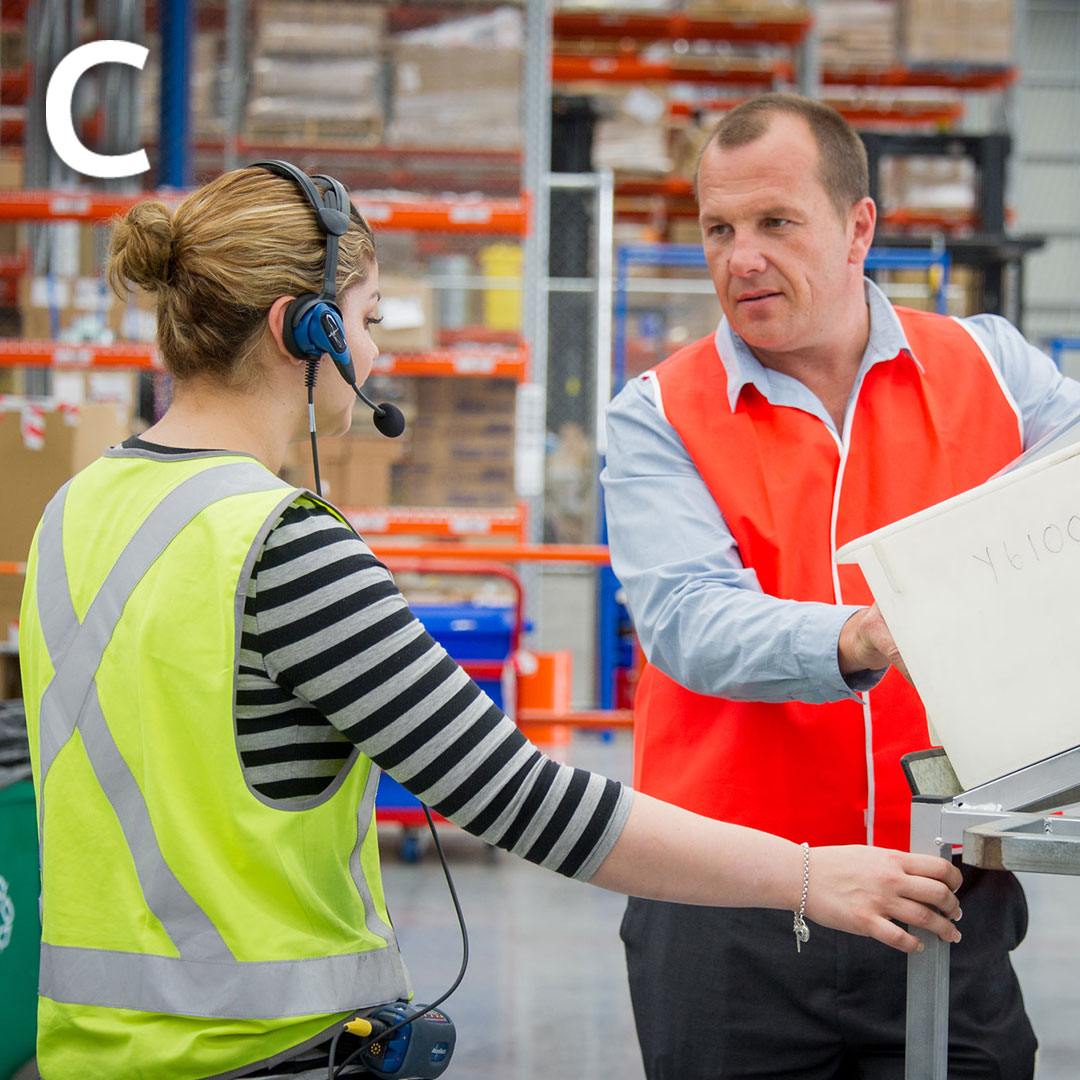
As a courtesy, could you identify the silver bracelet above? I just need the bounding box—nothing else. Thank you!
[793,842,810,953]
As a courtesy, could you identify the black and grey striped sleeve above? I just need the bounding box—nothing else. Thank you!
[246,499,633,882]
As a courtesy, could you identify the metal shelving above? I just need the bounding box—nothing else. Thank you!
[344,504,527,540]
[0,339,530,380]
[370,347,527,380]
[0,189,527,234]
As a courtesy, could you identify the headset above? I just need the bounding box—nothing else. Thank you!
[250,160,406,449]
[250,162,465,1080]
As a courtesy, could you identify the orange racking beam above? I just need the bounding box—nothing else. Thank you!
[518,709,633,729]
[0,340,159,369]
[822,66,1016,91]
[552,55,792,86]
[0,190,527,235]
[343,506,527,540]
[552,11,810,46]
[371,347,527,380]
[370,543,610,565]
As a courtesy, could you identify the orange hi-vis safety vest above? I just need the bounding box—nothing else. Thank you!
[632,307,1024,851]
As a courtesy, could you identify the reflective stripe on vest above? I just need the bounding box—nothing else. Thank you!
[32,460,403,1020]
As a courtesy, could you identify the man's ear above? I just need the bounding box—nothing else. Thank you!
[849,197,877,264]
[266,296,296,358]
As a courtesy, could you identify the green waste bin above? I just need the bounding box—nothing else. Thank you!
[0,780,39,1079]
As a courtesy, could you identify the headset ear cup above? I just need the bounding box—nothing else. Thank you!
[282,294,322,359]
[316,302,356,385]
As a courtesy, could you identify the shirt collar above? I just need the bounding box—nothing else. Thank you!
[714,277,919,413]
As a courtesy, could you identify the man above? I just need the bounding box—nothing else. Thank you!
[602,93,1078,1079]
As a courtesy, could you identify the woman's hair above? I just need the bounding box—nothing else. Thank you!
[107,167,376,386]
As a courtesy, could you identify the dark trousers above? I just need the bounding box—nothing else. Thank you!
[622,864,1037,1080]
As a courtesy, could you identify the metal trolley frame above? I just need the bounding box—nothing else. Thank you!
[903,743,1080,1078]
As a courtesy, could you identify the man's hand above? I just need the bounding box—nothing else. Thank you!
[838,604,909,681]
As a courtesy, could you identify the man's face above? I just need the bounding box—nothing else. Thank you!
[697,114,868,355]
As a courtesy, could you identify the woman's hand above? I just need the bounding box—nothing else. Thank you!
[806,845,963,953]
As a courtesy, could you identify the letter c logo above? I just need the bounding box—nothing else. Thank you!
[45,40,150,180]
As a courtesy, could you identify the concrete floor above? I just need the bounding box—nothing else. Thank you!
[382,732,1080,1080]
[11,731,1078,1079]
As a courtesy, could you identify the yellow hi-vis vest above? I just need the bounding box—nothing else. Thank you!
[19,448,411,1079]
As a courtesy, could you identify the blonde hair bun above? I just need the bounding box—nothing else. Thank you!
[104,167,375,385]
[108,200,175,295]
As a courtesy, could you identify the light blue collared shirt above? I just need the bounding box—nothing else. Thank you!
[601,279,1080,704]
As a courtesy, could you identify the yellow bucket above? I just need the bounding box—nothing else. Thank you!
[479,243,523,331]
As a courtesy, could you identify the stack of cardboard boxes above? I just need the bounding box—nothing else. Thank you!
[880,155,978,227]
[819,1,898,69]
[15,207,153,418]
[901,0,1013,65]
[246,2,385,144]
[280,427,408,508]
[388,6,521,149]
[388,45,520,149]
[392,380,517,508]
[0,403,129,638]
[279,377,518,512]
[0,155,24,396]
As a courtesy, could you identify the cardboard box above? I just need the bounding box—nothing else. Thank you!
[255,2,385,55]
[280,431,406,508]
[386,378,517,506]
[392,460,516,508]
[415,378,516,417]
[388,44,521,149]
[18,276,156,343]
[880,156,976,214]
[0,155,23,259]
[376,275,436,353]
[900,0,1013,66]
[882,266,980,317]
[819,1,897,69]
[0,402,129,628]
[244,4,385,144]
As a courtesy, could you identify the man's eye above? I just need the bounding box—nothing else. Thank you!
[765,218,790,228]
[708,224,731,237]
[365,315,384,329]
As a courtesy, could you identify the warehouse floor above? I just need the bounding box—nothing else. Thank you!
[382,732,1080,1080]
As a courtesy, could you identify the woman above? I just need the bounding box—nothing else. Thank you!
[18,166,961,1080]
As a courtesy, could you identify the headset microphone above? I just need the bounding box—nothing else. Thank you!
[354,386,406,438]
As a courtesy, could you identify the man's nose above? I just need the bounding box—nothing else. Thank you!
[728,233,767,277]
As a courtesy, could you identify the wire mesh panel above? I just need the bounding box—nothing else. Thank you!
[546,180,599,545]
[1016,0,1080,369]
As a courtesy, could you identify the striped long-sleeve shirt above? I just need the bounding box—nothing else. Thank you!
[235,494,633,881]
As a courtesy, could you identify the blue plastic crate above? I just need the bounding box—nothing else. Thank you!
[377,604,516,825]
[410,603,517,661]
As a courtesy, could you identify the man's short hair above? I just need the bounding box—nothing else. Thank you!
[699,93,869,218]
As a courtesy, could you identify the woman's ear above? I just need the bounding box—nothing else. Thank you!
[266,296,296,358]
